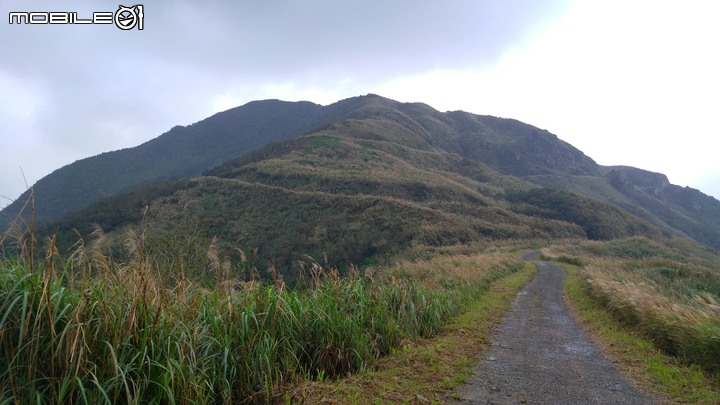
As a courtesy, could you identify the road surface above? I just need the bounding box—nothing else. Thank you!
[451,252,655,404]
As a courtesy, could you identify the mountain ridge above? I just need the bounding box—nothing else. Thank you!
[3,95,720,267]
[1,99,326,227]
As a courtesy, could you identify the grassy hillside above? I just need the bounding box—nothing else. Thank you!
[604,166,720,248]
[505,187,662,240]
[3,94,720,403]
[0,100,325,228]
[31,107,666,279]
[6,94,720,254]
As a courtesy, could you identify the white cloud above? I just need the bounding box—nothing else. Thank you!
[380,1,720,195]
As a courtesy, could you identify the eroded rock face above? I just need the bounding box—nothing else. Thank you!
[605,165,670,193]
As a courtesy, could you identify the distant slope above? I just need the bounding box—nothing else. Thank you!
[0,94,600,230]
[603,166,720,248]
[35,97,666,274]
[1,100,325,228]
[8,94,720,269]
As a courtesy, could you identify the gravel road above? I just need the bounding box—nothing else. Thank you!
[451,252,655,404]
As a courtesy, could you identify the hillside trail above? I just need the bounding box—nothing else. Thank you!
[451,251,657,404]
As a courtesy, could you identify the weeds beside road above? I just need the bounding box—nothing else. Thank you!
[0,226,524,403]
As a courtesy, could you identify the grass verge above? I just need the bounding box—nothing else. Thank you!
[289,261,536,404]
[563,262,720,404]
[0,216,531,405]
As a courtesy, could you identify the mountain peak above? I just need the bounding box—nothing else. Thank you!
[4,94,720,254]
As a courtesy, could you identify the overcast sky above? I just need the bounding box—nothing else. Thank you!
[1,0,719,210]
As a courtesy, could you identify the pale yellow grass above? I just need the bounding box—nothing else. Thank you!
[386,252,518,289]
[582,259,720,325]
[578,258,720,376]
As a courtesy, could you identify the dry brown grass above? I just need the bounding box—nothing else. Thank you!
[289,257,536,404]
[576,258,720,374]
[388,252,518,288]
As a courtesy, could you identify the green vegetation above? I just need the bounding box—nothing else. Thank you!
[2,93,720,405]
[580,259,720,373]
[292,260,537,403]
[564,262,720,403]
[35,117,661,276]
[506,187,661,240]
[0,224,525,403]
[6,94,720,258]
[606,166,720,249]
[0,100,325,228]
[542,238,720,401]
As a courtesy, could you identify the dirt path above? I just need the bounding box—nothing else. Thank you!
[451,252,655,404]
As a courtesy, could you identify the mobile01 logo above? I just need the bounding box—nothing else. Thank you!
[9,5,144,30]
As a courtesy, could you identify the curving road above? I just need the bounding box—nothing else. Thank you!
[452,252,655,404]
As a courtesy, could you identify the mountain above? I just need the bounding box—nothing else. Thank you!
[0,94,602,230]
[4,94,720,275]
[0,99,326,228]
[602,166,720,248]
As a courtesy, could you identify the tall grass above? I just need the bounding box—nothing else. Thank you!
[578,258,720,374]
[542,238,720,376]
[0,224,521,403]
